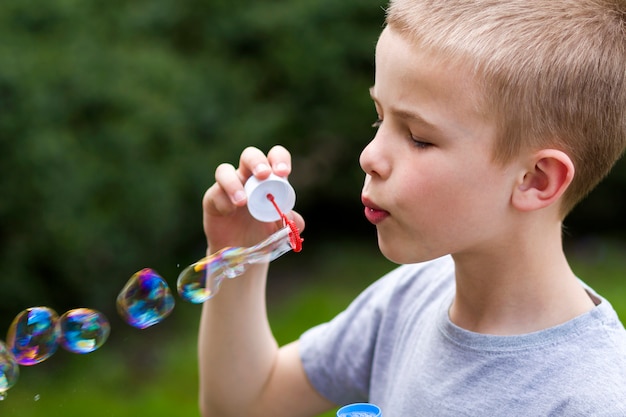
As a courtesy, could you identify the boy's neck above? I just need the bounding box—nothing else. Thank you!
[448,222,596,336]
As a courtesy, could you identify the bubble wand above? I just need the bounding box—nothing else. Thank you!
[177,174,303,304]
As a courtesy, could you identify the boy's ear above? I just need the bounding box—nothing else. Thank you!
[511,149,575,212]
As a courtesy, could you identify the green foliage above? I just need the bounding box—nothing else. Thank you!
[1,0,625,391]
[568,238,626,322]
[0,0,386,328]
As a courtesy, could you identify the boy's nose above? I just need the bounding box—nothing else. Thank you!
[359,134,390,179]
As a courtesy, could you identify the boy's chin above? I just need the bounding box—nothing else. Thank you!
[378,239,417,265]
[378,236,442,265]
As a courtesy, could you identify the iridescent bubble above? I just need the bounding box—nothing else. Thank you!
[57,308,111,354]
[6,307,60,366]
[117,268,175,329]
[0,340,19,393]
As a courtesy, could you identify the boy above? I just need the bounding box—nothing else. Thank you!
[197,1,626,416]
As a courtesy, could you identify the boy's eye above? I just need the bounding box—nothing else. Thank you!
[371,117,383,128]
[410,135,432,149]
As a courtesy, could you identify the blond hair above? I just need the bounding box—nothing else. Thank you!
[386,0,626,216]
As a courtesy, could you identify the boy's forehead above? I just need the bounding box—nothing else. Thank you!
[375,27,400,61]
[372,26,498,148]
[374,28,483,105]
[375,27,461,85]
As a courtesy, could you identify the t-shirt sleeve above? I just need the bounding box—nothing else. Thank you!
[298,266,407,405]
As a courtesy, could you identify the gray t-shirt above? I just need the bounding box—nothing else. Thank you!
[300,255,626,416]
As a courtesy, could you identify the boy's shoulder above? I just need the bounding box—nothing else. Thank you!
[545,326,626,415]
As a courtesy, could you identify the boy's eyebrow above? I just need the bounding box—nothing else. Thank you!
[369,86,442,133]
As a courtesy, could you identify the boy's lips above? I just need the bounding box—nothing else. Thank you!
[362,196,390,224]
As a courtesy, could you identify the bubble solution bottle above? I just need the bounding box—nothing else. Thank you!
[336,403,382,417]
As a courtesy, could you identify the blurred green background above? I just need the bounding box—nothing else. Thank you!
[0,0,625,416]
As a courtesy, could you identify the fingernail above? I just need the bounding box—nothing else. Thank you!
[275,162,288,172]
[253,163,270,175]
[233,190,246,203]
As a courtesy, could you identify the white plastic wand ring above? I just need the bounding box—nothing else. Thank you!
[244,173,296,222]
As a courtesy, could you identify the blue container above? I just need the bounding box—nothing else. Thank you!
[336,402,382,417]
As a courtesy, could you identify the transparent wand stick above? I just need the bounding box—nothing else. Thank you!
[177,224,301,303]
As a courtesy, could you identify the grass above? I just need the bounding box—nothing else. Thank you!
[1,237,624,417]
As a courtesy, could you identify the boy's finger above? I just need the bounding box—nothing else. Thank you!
[214,163,247,206]
[202,182,237,216]
[267,145,292,176]
[239,146,272,180]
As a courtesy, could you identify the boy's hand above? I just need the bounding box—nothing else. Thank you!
[202,145,305,254]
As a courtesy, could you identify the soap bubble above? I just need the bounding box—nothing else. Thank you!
[6,307,60,366]
[57,308,111,354]
[0,340,19,393]
[117,268,175,329]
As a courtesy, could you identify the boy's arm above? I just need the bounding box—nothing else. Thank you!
[197,146,335,417]
[198,273,333,417]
